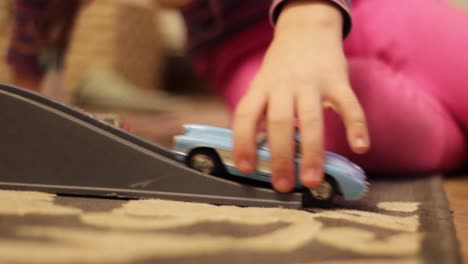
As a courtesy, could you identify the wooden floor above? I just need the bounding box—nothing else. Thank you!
[445,177,468,263]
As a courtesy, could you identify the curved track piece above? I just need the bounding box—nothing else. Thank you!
[0,84,303,208]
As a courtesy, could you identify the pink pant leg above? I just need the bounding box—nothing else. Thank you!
[324,58,466,174]
[338,0,468,173]
[346,0,468,134]
[404,0,468,135]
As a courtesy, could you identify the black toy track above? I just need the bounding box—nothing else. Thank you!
[0,83,303,208]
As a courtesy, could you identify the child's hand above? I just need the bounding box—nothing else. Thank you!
[232,0,370,192]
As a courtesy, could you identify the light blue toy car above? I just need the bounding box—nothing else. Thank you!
[173,124,369,207]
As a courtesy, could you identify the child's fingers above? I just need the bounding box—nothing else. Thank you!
[232,89,267,173]
[267,90,295,193]
[329,85,370,154]
[297,88,324,188]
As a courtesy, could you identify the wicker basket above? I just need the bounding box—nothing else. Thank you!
[64,0,164,95]
[0,0,12,84]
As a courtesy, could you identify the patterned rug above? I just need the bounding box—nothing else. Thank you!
[0,175,460,264]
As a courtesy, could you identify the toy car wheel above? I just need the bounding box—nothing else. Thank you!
[302,175,336,208]
[187,149,223,175]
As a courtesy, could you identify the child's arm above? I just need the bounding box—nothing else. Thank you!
[232,0,370,192]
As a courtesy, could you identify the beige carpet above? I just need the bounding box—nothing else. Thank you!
[0,176,458,264]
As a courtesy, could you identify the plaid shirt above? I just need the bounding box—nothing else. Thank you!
[6,0,81,78]
[6,0,351,78]
[181,0,352,54]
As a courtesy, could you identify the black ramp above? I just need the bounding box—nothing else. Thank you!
[0,84,303,208]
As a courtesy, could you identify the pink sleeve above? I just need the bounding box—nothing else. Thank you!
[270,0,352,37]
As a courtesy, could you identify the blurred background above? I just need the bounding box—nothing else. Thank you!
[0,0,230,147]
[0,0,466,147]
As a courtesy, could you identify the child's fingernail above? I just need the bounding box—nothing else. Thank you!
[354,137,369,151]
[275,177,291,192]
[238,159,252,172]
[302,168,321,186]
[355,137,366,147]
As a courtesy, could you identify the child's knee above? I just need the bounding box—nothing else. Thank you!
[324,58,466,174]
